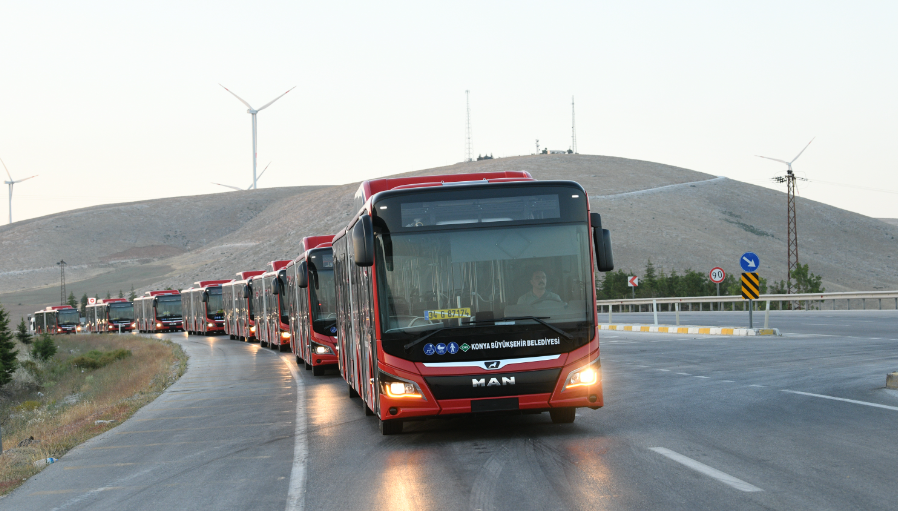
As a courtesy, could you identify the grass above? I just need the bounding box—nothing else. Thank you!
[0,334,187,496]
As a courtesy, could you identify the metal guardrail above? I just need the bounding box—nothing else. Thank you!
[597,290,898,308]
[597,290,898,328]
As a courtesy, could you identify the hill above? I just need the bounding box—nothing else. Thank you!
[2,154,897,321]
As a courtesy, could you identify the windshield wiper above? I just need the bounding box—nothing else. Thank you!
[403,326,446,350]
[468,316,573,340]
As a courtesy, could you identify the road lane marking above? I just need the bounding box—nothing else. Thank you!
[749,385,765,387]
[649,447,763,492]
[676,373,691,376]
[721,380,734,383]
[658,369,671,372]
[278,353,308,511]
[781,390,898,412]
[694,376,710,379]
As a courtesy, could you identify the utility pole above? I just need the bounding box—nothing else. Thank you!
[57,260,67,305]
[759,138,813,309]
[535,139,540,154]
[465,90,473,162]
[571,96,578,154]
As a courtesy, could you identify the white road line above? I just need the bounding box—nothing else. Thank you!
[694,376,710,379]
[721,380,735,383]
[676,373,691,376]
[278,353,307,511]
[658,369,671,372]
[748,384,765,387]
[781,390,898,412]
[649,447,763,492]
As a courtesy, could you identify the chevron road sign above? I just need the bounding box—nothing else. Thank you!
[741,272,760,300]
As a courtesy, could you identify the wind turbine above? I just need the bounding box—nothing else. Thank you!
[213,162,272,191]
[1,156,37,225]
[219,84,295,190]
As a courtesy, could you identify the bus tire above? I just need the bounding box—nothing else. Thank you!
[312,365,325,376]
[348,384,358,398]
[549,408,576,424]
[304,360,311,370]
[365,402,375,416]
[380,419,403,435]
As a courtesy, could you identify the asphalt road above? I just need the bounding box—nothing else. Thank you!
[5,310,898,510]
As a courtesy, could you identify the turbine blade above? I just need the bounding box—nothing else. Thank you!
[16,175,37,183]
[0,156,12,181]
[212,182,242,191]
[256,86,296,111]
[790,137,815,164]
[219,84,254,110]
[755,155,790,166]
[253,162,272,185]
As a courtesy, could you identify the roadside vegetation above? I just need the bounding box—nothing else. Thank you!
[0,301,187,496]
[598,260,825,309]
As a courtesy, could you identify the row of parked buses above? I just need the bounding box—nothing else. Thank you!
[32,171,615,435]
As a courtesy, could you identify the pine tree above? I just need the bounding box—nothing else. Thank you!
[128,285,136,301]
[80,293,89,315]
[105,291,111,300]
[67,291,78,308]
[0,302,19,386]
[118,290,124,299]
[15,316,33,345]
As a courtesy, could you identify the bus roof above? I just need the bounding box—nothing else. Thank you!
[355,171,533,202]
[300,235,334,252]
[98,298,128,304]
[44,305,75,311]
[268,260,291,272]
[144,290,180,296]
[193,280,233,288]
[236,270,264,280]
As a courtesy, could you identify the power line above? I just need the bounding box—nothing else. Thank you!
[56,260,67,305]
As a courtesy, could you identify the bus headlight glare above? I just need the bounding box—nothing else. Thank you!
[157,322,163,327]
[250,326,256,333]
[207,322,214,327]
[315,345,330,354]
[281,332,291,340]
[564,357,601,391]
[379,371,425,400]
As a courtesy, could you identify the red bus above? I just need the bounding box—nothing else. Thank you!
[222,270,264,341]
[134,290,182,333]
[252,260,292,350]
[183,280,232,335]
[332,171,614,434]
[32,305,80,334]
[85,298,135,333]
[286,236,338,376]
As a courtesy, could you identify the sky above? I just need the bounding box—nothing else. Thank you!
[1,1,896,224]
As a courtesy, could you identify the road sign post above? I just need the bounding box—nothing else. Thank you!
[709,267,725,312]
[628,276,638,300]
[741,272,760,329]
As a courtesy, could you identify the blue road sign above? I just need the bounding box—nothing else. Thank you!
[740,252,760,272]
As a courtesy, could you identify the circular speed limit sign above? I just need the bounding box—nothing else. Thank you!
[709,267,726,284]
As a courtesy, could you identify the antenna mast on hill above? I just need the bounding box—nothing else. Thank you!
[465,90,473,162]
[571,96,578,154]
[757,138,813,303]
[56,260,67,305]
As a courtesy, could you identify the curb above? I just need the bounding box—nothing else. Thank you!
[599,324,781,336]
[887,373,898,390]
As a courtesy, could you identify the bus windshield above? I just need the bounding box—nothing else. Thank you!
[374,223,594,359]
[109,304,134,321]
[207,288,223,319]
[309,250,336,336]
[57,309,80,325]
[156,297,181,319]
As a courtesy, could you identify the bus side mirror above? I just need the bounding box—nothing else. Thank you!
[202,291,209,303]
[243,284,250,298]
[352,215,374,267]
[272,278,280,295]
[297,261,308,288]
[591,213,614,272]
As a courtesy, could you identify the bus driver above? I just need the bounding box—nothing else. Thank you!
[517,270,563,305]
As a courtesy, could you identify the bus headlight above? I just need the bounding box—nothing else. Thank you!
[157,322,163,328]
[379,371,425,400]
[250,326,256,333]
[281,331,292,340]
[311,342,333,355]
[131,323,136,327]
[76,326,82,331]
[563,356,601,391]
[207,322,214,327]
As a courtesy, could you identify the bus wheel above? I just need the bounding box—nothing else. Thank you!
[304,360,311,370]
[380,419,403,435]
[348,384,358,398]
[312,365,325,376]
[549,408,576,424]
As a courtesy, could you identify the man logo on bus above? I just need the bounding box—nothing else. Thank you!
[472,377,516,387]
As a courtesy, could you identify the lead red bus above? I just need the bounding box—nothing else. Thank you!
[222,270,264,341]
[134,290,182,333]
[183,280,232,335]
[32,305,80,334]
[252,261,291,350]
[285,235,338,376]
[85,298,135,333]
[332,171,614,434]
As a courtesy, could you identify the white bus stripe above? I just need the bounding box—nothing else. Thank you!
[649,447,763,492]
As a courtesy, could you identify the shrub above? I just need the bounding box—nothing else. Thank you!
[71,349,132,370]
[15,317,33,345]
[31,334,58,362]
